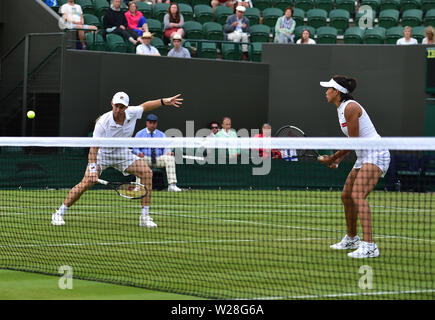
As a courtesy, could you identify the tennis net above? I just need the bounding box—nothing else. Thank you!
[0,137,434,299]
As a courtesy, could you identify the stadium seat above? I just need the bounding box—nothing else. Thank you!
[363,26,386,44]
[421,0,435,11]
[154,3,170,22]
[221,42,242,60]
[343,26,365,43]
[203,22,223,40]
[179,3,194,22]
[249,24,271,42]
[147,19,163,39]
[250,42,262,62]
[412,25,426,42]
[197,42,218,59]
[400,0,422,11]
[424,8,435,25]
[315,0,334,13]
[272,0,294,11]
[245,7,261,25]
[378,9,400,29]
[329,9,350,34]
[194,5,214,24]
[177,0,193,5]
[252,0,273,11]
[316,26,338,43]
[151,37,168,56]
[262,8,284,28]
[85,32,105,51]
[295,0,315,11]
[183,20,204,39]
[77,0,95,15]
[385,26,404,43]
[83,13,102,29]
[335,0,356,15]
[292,8,306,26]
[120,2,128,13]
[390,154,422,192]
[355,7,376,29]
[306,8,328,28]
[191,0,210,5]
[136,1,153,19]
[401,9,424,27]
[294,25,316,41]
[105,33,127,53]
[360,0,382,11]
[214,6,233,25]
[380,0,401,10]
[93,0,109,19]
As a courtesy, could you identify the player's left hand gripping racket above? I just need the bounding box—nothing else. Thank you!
[97,179,148,199]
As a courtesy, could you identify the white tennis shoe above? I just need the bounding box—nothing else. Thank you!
[348,241,380,258]
[168,184,182,192]
[330,234,361,250]
[140,215,157,228]
[51,211,65,226]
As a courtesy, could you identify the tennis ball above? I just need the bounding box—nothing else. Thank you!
[27,110,35,119]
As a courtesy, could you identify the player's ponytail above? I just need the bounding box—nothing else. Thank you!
[333,75,357,102]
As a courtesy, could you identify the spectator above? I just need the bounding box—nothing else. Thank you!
[235,0,253,9]
[136,32,161,55]
[163,3,185,41]
[104,0,142,46]
[125,1,149,36]
[132,114,182,192]
[208,121,220,137]
[215,116,240,158]
[423,26,435,44]
[296,29,316,44]
[167,34,191,58]
[274,7,296,44]
[211,0,235,13]
[396,26,418,45]
[253,123,282,159]
[224,6,250,59]
[59,0,98,50]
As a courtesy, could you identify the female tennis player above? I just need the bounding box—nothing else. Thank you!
[318,76,390,258]
[51,91,183,227]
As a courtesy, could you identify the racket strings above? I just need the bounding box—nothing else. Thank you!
[117,183,147,198]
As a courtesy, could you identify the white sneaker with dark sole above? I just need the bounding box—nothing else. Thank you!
[330,235,361,250]
[348,242,380,258]
[51,212,65,226]
[168,184,182,192]
[140,215,157,228]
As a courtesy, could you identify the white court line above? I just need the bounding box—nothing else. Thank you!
[0,237,330,249]
[246,288,435,300]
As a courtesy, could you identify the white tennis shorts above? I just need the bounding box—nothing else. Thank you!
[354,149,391,177]
[97,149,141,176]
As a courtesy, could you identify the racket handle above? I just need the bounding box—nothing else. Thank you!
[317,155,324,160]
[97,179,108,185]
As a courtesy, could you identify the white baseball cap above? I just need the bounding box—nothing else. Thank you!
[112,91,129,106]
[236,5,246,12]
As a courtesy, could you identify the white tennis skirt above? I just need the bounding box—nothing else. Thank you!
[354,149,391,178]
[97,149,141,176]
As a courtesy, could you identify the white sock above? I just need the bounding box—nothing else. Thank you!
[141,206,149,217]
[58,204,68,216]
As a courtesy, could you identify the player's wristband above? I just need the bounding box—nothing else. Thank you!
[160,98,165,106]
[88,163,98,174]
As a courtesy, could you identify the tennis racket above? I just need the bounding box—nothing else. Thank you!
[97,179,148,200]
[275,125,323,160]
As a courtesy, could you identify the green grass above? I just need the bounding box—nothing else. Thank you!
[0,269,203,300]
[0,189,434,299]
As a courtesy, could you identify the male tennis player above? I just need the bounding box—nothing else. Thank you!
[318,76,390,258]
[51,91,183,227]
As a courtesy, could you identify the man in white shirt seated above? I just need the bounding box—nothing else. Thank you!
[136,32,161,56]
[396,26,418,45]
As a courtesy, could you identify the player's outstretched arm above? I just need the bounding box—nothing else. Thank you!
[140,94,183,112]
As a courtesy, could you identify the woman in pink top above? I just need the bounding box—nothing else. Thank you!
[125,1,148,36]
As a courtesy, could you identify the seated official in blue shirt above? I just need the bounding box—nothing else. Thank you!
[132,114,181,192]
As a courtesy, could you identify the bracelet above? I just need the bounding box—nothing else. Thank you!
[88,163,98,173]
[160,98,165,106]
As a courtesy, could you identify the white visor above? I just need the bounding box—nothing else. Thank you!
[112,91,129,106]
[319,79,349,94]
